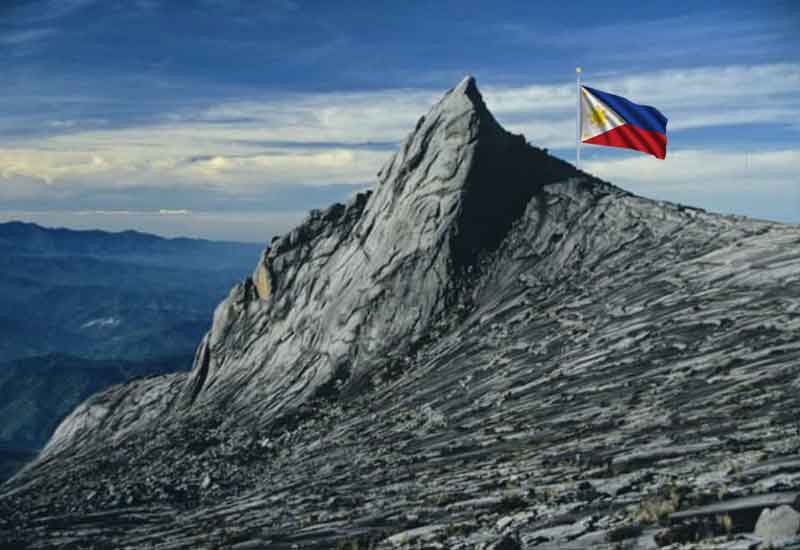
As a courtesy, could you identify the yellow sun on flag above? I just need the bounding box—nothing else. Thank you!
[589,106,608,128]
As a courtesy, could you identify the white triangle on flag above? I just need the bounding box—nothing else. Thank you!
[580,87,625,142]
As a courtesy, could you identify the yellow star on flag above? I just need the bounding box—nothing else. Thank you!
[589,106,608,128]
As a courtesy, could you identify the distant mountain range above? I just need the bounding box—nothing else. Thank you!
[0,221,264,361]
[0,221,263,480]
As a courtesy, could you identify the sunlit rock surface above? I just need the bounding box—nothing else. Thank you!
[2,76,800,550]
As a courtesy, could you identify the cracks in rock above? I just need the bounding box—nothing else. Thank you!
[393,114,444,196]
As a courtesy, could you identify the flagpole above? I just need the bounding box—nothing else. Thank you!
[575,67,582,170]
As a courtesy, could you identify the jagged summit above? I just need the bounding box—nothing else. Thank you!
[36,76,586,456]
[369,74,579,273]
[5,77,800,550]
[423,74,486,118]
[36,76,587,456]
[175,76,582,420]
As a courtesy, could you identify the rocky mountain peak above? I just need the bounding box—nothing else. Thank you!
[31,77,592,466]
[40,76,577,437]
[40,77,589,452]
[173,76,581,422]
[365,74,577,276]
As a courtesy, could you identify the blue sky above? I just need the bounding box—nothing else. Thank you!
[0,0,797,241]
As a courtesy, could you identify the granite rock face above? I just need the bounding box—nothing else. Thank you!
[42,76,577,454]
[3,77,800,550]
[176,76,576,425]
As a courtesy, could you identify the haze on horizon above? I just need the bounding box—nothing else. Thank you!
[1,0,797,242]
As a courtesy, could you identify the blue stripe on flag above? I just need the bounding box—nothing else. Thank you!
[583,86,668,134]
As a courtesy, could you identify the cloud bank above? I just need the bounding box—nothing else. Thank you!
[0,62,797,238]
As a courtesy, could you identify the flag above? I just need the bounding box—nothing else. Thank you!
[580,86,668,159]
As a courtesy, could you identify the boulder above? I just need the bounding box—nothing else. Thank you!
[754,505,800,542]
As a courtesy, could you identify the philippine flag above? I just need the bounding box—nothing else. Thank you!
[580,86,668,159]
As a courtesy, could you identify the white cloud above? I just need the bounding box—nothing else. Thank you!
[18,0,97,22]
[179,149,384,186]
[483,63,800,145]
[601,64,800,107]
[0,62,797,222]
[158,209,190,215]
[0,28,56,45]
[186,62,799,151]
[583,148,800,223]
[190,88,441,143]
[584,149,798,188]
[0,149,117,184]
[0,141,387,193]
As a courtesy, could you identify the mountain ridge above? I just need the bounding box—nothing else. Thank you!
[0,219,257,248]
[0,220,264,271]
[0,221,264,362]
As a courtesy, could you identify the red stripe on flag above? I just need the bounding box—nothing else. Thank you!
[583,124,667,159]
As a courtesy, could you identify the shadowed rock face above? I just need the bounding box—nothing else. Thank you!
[2,77,800,550]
